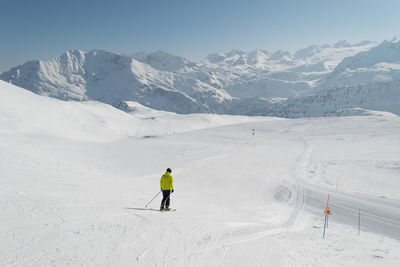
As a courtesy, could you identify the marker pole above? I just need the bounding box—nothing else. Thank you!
[323,214,328,239]
[326,194,330,210]
[323,194,331,239]
[326,213,329,228]
[358,209,361,236]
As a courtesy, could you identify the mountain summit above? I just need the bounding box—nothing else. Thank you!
[1,39,399,117]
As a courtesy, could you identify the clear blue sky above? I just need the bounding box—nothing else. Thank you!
[1,0,399,72]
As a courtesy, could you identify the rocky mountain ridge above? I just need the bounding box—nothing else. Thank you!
[1,39,400,117]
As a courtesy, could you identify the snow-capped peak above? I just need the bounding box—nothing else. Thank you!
[293,45,322,59]
[1,38,400,118]
[131,50,196,72]
[333,40,352,48]
[247,49,270,65]
[334,38,400,71]
[225,49,246,58]
[62,49,86,60]
[204,52,227,64]
[269,49,292,61]
[203,49,268,67]
[353,40,373,47]
[391,36,400,43]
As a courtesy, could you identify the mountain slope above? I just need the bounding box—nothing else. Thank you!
[2,39,400,117]
[322,40,400,88]
[0,50,232,114]
[275,80,400,117]
[131,50,199,73]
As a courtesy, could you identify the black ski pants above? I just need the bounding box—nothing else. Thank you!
[161,190,172,207]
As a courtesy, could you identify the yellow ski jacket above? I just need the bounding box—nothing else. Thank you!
[160,171,174,190]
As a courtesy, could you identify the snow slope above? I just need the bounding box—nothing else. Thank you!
[1,81,400,266]
[0,80,151,141]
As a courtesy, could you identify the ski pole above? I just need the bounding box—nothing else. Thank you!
[145,190,161,207]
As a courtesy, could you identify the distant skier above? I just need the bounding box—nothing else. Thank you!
[160,168,174,211]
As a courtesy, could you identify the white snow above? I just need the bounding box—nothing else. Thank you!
[1,81,400,266]
[0,40,385,116]
[322,40,400,88]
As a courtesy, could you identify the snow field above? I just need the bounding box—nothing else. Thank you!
[1,81,400,266]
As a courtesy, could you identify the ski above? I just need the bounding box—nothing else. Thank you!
[161,208,176,212]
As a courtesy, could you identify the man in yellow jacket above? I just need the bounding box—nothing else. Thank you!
[160,168,174,211]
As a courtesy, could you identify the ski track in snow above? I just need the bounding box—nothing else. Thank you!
[148,123,321,265]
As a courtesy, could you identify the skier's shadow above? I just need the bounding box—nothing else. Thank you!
[124,207,160,212]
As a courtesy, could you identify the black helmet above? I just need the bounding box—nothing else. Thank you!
[166,168,172,173]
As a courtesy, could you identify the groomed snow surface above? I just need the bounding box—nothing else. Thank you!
[1,80,400,266]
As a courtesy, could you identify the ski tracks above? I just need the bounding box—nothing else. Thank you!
[160,127,315,266]
[284,136,312,227]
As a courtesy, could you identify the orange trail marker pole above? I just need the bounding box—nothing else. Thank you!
[326,194,330,210]
[327,194,330,228]
[323,194,330,238]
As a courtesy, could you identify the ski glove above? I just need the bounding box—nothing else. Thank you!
[172,189,174,193]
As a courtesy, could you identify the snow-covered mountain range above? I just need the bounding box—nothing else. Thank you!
[1,39,400,117]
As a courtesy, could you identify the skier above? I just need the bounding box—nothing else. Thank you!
[160,168,174,211]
